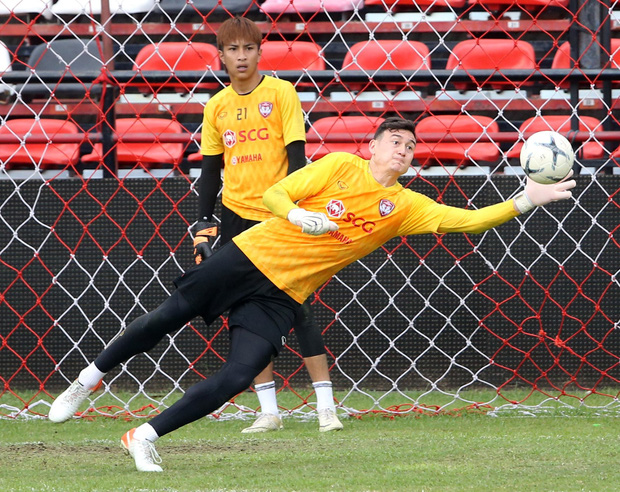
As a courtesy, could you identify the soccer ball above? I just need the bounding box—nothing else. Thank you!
[519,131,575,184]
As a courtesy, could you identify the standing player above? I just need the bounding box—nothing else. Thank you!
[49,117,576,472]
[192,17,341,433]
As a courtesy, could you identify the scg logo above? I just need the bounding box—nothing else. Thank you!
[343,212,375,233]
[238,128,269,142]
[223,128,269,148]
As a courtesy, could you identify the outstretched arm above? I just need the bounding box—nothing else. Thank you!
[436,172,576,234]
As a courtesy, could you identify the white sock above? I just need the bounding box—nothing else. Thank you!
[77,363,106,390]
[133,423,159,443]
[313,381,335,412]
[255,381,279,416]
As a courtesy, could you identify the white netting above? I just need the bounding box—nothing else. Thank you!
[1,0,620,420]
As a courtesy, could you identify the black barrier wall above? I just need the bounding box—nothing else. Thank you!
[1,176,618,392]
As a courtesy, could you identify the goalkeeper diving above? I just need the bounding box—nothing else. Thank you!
[49,117,576,472]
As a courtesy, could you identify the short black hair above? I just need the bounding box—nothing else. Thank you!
[374,117,416,142]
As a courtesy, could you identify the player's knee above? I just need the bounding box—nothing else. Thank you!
[123,313,160,352]
[124,303,181,352]
[292,303,325,358]
[183,379,212,405]
[220,361,258,393]
[183,361,257,408]
[299,344,326,358]
[293,324,326,358]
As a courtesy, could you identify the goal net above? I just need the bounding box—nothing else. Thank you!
[1,0,619,420]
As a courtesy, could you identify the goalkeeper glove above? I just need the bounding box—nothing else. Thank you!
[192,220,217,264]
[288,208,339,235]
[513,171,576,214]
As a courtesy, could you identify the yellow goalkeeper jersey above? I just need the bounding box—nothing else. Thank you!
[233,153,519,303]
[200,75,306,221]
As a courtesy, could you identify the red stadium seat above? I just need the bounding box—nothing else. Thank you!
[550,41,585,89]
[258,41,325,72]
[306,116,385,160]
[611,39,620,69]
[188,152,203,162]
[260,0,363,13]
[551,41,573,69]
[553,39,620,69]
[445,38,537,91]
[259,41,325,93]
[0,118,80,169]
[82,118,185,167]
[551,39,620,88]
[506,115,604,160]
[414,114,501,166]
[132,42,221,93]
[550,41,574,90]
[341,40,431,91]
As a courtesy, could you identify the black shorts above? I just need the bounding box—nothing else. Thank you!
[173,241,299,353]
[220,205,261,245]
[218,206,325,358]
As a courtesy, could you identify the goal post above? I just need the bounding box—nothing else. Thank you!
[1,0,620,420]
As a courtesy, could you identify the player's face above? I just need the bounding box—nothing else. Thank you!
[369,129,416,177]
[219,39,261,83]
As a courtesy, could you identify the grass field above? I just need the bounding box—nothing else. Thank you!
[2,389,620,492]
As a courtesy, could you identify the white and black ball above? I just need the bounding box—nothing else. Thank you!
[519,131,575,184]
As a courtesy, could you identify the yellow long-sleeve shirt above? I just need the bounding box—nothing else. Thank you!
[233,153,519,303]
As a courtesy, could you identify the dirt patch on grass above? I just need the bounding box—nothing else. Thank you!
[3,442,121,472]
[2,437,306,465]
[168,437,310,456]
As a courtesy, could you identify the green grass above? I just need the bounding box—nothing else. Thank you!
[1,410,619,491]
[2,389,620,491]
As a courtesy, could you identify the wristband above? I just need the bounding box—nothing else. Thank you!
[513,191,535,214]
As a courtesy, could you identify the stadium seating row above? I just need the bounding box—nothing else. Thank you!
[0,0,570,17]
[3,37,618,101]
[0,113,609,173]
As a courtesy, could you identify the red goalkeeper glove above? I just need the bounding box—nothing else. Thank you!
[192,221,217,264]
